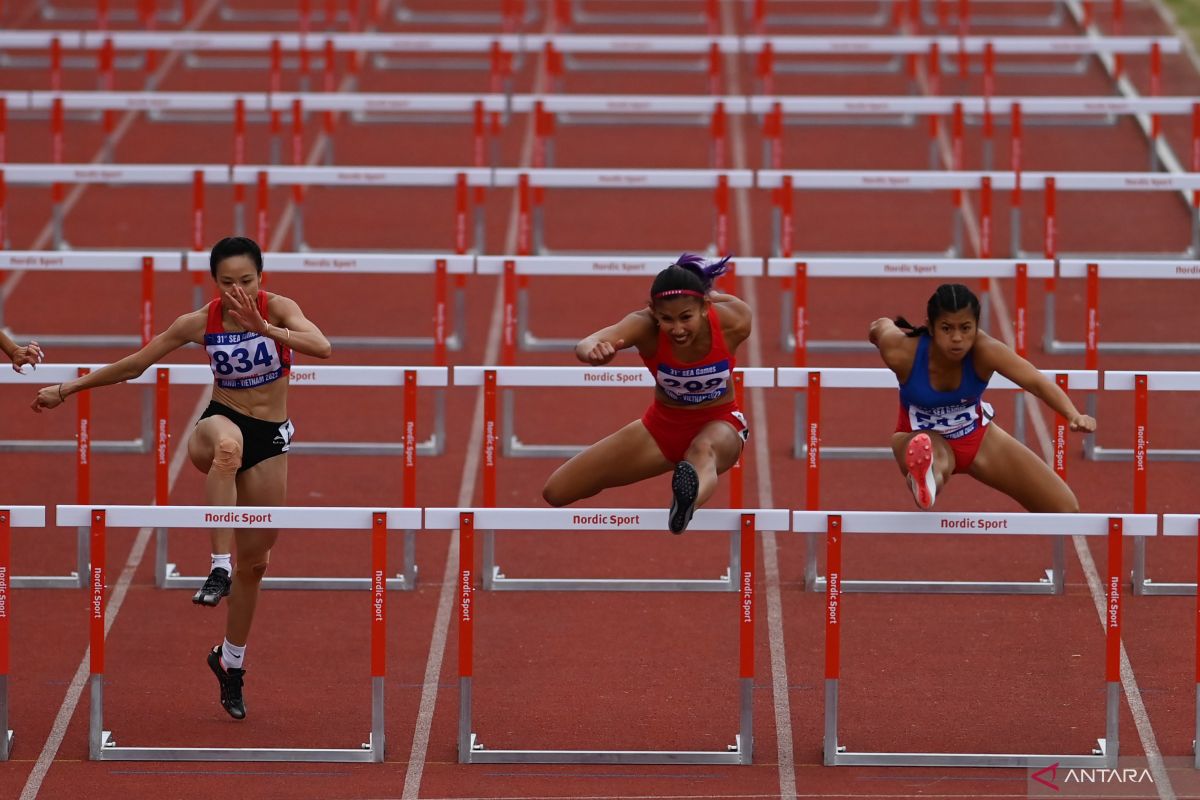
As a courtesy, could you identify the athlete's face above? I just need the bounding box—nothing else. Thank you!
[930,307,978,361]
[213,256,262,306]
[651,297,707,348]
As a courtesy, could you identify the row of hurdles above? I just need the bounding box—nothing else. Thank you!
[0,504,1194,767]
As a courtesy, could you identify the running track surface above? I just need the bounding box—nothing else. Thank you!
[1,1,1199,799]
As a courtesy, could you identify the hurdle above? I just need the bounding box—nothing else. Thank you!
[1102,372,1200,596]
[1159,515,1200,766]
[36,0,185,25]
[58,504,407,762]
[492,168,754,256]
[425,506,785,763]
[1051,260,1200,360]
[777,367,1099,593]
[229,165,491,253]
[760,171,1200,260]
[184,250,470,361]
[452,366,769,591]
[0,506,44,760]
[766,257,1053,357]
[0,164,228,250]
[148,364,445,591]
[797,509,1154,767]
[476,254,763,353]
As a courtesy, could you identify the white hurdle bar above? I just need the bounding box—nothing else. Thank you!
[1107,373,1200,596]
[426,507,787,764]
[57,504,414,762]
[452,366,772,591]
[0,506,44,760]
[797,510,1155,768]
[766,257,1054,357]
[476,255,763,354]
[149,364,446,592]
[777,367,1099,594]
[1162,515,1200,766]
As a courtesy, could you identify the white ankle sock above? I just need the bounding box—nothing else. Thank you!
[221,638,246,670]
[211,554,232,574]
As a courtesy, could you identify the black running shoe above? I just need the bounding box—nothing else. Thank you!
[669,460,700,535]
[192,567,231,607]
[207,645,246,720]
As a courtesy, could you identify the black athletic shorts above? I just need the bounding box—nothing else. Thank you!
[198,400,295,473]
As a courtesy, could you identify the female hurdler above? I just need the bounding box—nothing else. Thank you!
[33,236,331,720]
[542,254,751,533]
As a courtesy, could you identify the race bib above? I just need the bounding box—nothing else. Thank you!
[908,401,991,440]
[655,359,731,404]
[205,331,286,390]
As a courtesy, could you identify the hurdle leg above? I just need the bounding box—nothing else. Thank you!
[481,530,498,589]
[1192,208,1199,258]
[1049,537,1065,594]
[780,288,793,352]
[1083,392,1098,460]
[292,204,306,251]
[1131,537,1148,596]
[154,527,175,588]
[1010,206,1022,257]
[0,674,9,761]
[76,527,89,589]
[53,200,66,249]
[1013,392,1027,445]
[793,391,806,460]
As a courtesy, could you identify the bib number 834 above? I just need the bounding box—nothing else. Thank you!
[213,341,275,375]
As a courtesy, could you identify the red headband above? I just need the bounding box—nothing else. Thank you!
[652,289,705,300]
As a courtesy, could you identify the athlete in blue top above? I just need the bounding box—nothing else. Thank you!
[870,283,1095,512]
[32,236,331,721]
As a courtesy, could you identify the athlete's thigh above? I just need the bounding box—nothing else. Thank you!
[966,423,1076,512]
[694,420,745,473]
[188,415,243,472]
[553,420,674,494]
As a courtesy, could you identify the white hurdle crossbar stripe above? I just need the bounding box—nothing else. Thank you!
[65,504,407,762]
[806,510,1148,768]
[424,508,773,764]
[0,507,43,760]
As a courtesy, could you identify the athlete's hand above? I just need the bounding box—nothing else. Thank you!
[1069,414,1096,433]
[577,338,623,365]
[227,285,267,334]
[31,384,64,413]
[9,340,43,372]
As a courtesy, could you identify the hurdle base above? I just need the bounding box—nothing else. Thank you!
[11,573,84,589]
[1135,578,1197,596]
[160,565,416,592]
[487,565,734,593]
[462,733,749,765]
[828,739,1110,769]
[0,730,12,762]
[810,569,1059,595]
[93,730,381,763]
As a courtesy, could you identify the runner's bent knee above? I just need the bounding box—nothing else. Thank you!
[211,436,243,476]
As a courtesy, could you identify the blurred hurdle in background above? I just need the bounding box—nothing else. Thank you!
[452,366,771,591]
[760,170,1200,260]
[425,506,788,764]
[1106,372,1200,596]
[0,506,43,761]
[778,367,1099,594]
[476,254,762,356]
[57,504,411,762]
[795,509,1156,768]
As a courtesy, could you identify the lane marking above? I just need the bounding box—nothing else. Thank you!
[719,3,797,798]
[400,21,552,797]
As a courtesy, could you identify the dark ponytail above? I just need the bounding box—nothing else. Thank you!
[896,283,981,337]
[649,253,732,301]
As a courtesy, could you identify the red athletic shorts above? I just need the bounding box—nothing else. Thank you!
[641,400,749,464]
[895,405,987,474]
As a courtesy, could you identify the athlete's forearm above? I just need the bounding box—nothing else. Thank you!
[61,357,145,397]
[0,330,15,359]
[1034,380,1083,421]
[266,324,331,359]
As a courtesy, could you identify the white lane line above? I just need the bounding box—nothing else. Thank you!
[18,387,212,800]
[400,25,551,798]
[720,3,796,796]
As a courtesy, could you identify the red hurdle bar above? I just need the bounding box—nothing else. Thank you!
[87,509,106,760]
[0,509,9,761]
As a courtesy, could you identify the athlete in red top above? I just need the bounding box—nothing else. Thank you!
[32,236,331,721]
[542,254,752,534]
